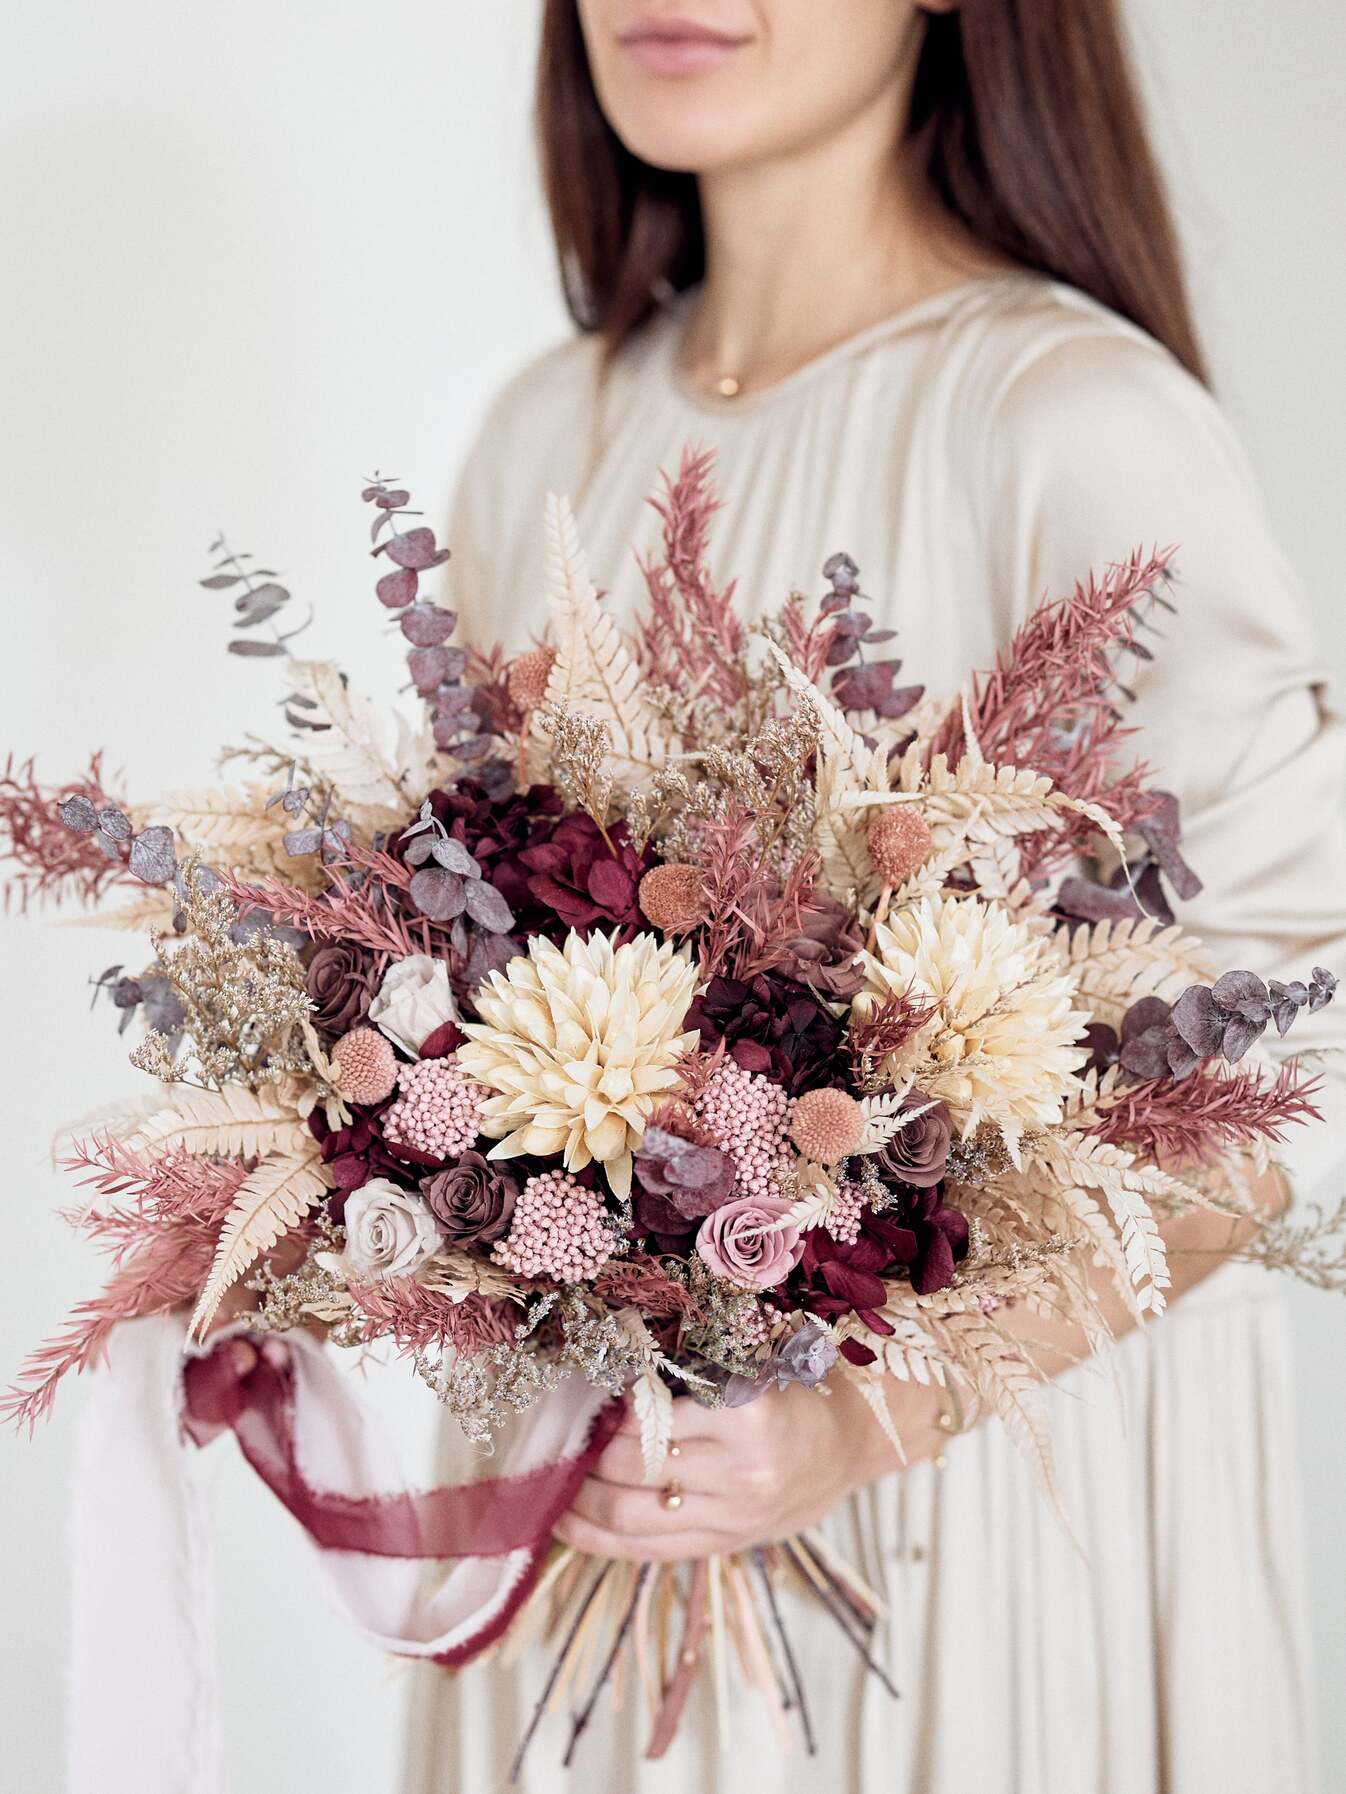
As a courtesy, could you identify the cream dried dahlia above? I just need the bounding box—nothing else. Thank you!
[854,893,1088,1157]
[456,929,700,1199]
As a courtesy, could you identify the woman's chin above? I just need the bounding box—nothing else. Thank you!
[609,108,773,178]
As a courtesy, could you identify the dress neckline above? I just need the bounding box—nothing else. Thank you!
[656,270,1044,417]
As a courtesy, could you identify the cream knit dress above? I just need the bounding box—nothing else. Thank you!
[401,272,1346,1794]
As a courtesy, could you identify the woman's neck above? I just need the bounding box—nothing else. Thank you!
[681,91,1011,397]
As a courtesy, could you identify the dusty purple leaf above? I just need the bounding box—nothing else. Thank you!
[876,682,925,720]
[1310,967,1338,1010]
[94,830,124,861]
[1136,790,1202,902]
[320,822,353,864]
[431,836,479,877]
[229,640,288,658]
[1219,1014,1265,1062]
[284,826,324,856]
[404,833,436,866]
[1268,980,1308,1035]
[822,551,859,593]
[199,573,242,590]
[450,734,496,763]
[1170,985,1224,1056]
[1210,970,1268,1020]
[128,826,177,886]
[409,867,467,921]
[59,794,99,833]
[1121,995,1172,1040]
[464,878,514,933]
[465,930,517,987]
[96,806,132,841]
[374,488,410,509]
[408,646,451,695]
[376,567,418,609]
[385,528,450,572]
[400,602,457,648]
[831,661,894,708]
[233,583,289,626]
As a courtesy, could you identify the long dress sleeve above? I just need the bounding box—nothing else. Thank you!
[984,327,1346,1197]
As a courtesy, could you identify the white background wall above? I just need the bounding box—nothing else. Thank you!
[1,3,1341,1787]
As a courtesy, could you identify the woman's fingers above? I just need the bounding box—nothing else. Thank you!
[590,1431,716,1490]
[567,1473,718,1537]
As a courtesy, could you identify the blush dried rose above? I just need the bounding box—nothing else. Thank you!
[368,954,458,1057]
[339,1178,442,1279]
[695,1196,803,1290]
[420,1152,518,1246]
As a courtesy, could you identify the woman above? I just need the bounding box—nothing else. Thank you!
[404,3,1346,1789]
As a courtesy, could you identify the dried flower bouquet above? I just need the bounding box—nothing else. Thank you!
[4,450,1339,1768]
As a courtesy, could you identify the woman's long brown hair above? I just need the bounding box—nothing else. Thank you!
[536,1,1207,383]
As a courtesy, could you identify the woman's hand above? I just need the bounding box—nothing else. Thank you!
[554,1371,944,1562]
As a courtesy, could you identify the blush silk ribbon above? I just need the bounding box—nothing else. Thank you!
[67,1313,620,1794]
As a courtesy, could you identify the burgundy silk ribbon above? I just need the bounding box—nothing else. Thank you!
[182,1333,622,1664]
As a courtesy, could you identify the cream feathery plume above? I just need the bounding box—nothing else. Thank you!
[853,892,1089,1163]
[457,929,700,1200]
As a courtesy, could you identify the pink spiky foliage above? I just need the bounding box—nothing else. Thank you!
[348,1279,518,1359]
[686,805,825,982]
[223,838,453,964]
[1091,1063,1323,1169]
[847,990,935,1076]
[2,1137,247,1434]
[778,591,840,686]
[463,642,526,740]
[636,447,748,710]
[0,752,130,913]
[927,549,1175,877]
[592,1254,695,1319]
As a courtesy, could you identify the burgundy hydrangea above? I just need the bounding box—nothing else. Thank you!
[685,971,848,1096]
[401,782,563,930]
[519,813,653,937]
[789,1195,969,1355]
[307,1101,410,1202]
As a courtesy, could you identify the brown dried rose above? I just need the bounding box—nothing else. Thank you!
[875,1091,951,1190]
[306,942,382,1037]
[420,1152,518,1246]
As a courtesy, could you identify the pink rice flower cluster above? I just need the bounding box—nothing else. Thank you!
[694,1059,793,1200]
[382,1056,485,1161]
[825,1179,866,1246]
[492,1170,615,1283]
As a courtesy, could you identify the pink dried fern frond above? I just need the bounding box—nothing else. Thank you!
[2,1137,251,1433]
[636,448,748,709]
[3,1220,217,1435]
[1091,1062,1323,1168]
[0,752,131,913]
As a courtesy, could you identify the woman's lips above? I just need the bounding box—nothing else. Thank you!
[617,18,752,76]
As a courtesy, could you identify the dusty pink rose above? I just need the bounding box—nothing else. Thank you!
[695,1195,802,1290]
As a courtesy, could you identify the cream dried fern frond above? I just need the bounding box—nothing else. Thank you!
[534,494,677,786]
[190,1136,332,1337]
[286,659,437,834]
[128,1077,312,1161]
